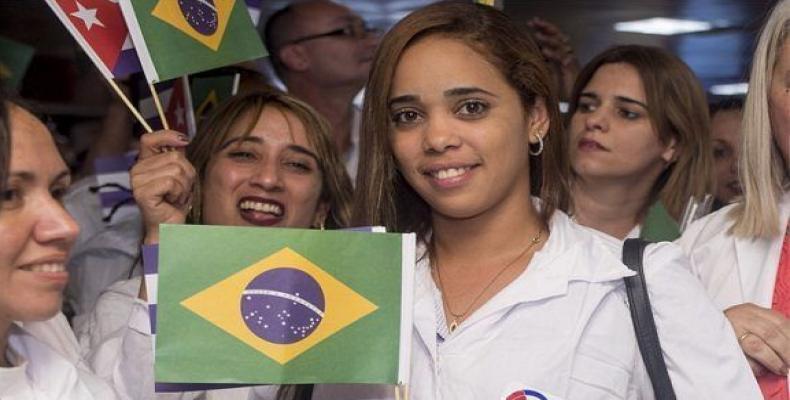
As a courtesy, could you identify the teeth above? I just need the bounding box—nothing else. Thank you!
[239,200,283,216]
[433,167,469,180]
[26,263,66,273]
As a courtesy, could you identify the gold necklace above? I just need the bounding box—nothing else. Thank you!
[433,229,543,333]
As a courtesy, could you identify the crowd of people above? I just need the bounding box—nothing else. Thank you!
[0,0,788,399]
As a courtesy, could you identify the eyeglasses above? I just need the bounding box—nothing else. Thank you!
[287,19,378,45]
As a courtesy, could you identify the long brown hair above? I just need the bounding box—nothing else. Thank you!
[187,88,353,228]
[353,1,568,239]
[565,45,713,220]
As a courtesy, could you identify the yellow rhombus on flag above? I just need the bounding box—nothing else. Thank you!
[181,247,378,365]
[152,0,234,51]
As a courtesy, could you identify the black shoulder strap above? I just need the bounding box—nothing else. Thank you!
[622,238,677,400]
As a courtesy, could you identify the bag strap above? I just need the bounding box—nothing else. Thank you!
[622,238,677,400]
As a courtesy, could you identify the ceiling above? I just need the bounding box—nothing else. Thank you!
[259,0,777,94]
[0,0,778,106]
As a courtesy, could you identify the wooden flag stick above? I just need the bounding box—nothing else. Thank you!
[395,385,401,400]
[148,82,170,130]
[106,78,152,133]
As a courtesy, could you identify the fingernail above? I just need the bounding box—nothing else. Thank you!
[177,134,189,142]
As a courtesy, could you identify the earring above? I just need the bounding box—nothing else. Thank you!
[529,133,544,156]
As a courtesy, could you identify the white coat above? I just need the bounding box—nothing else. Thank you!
[266,212,761,399]
[84,212,759,399]
[677,191,790,310]
[0,313,118,399]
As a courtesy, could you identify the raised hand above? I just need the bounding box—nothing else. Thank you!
[130,130,196,244]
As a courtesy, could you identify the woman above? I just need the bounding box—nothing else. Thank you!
[0,93,117,398]
[349,2,758,398]
[709,96,745,209]
[679,1,790,397]
[564,45,713,240]
[77,88,353,400]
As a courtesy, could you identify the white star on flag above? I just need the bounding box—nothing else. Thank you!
[70,1,105,30]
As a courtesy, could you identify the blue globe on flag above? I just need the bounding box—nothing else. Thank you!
[240,267,325,344]
[178,0,218,36]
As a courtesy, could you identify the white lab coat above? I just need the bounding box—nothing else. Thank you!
[83,211,759,400]
[677,190,790,310]
[76,276,269,400]
[264,212,761,399]
[0,313,118,399]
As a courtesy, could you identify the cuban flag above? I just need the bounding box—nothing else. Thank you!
[44,0,141,79]
[138,76,197,137]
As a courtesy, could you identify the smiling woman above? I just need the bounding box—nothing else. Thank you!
[0,92,117,398]
[345,2,758,399]
[76,87,353,400]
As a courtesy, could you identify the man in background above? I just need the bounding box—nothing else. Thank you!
[263,0,379,182]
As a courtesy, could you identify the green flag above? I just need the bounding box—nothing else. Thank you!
[119,0,266,83]
[0,36,34,90]
[640,201,680,242]
[190,71,238,125]
[156,224,415,385]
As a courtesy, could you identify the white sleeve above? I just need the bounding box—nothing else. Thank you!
[641,242,761,399]
[76,277,157,400]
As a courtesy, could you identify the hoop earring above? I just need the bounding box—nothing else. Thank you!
[529,134,544,156]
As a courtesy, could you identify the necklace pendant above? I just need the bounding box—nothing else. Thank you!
[449,320,459,333]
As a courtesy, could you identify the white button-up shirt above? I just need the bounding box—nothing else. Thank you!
[1,314,118,400]
[307,212,759,399]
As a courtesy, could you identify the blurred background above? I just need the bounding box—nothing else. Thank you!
[0,0,776,171]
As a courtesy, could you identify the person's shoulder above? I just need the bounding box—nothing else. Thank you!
[676,203,737,252]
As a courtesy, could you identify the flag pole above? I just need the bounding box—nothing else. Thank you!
[106,78,153,133]
[148,82,170,130]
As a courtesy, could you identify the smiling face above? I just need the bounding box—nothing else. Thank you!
[201,106,327,228]
[0,105,79,325]
[569,63,677,185]
[388,36,546,220]
[710,108,743,203]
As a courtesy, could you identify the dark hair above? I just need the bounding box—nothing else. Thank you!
[353,1,568,239]
[709,96,745,116]
[565,45,713,220]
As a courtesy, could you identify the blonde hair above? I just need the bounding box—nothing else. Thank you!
[187,88,353,228]
[352,1,568,238]
[731,0,790,238]
[565,45,713,221]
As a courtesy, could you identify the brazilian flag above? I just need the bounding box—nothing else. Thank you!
[156,225,415,385]
[119,0,266,82]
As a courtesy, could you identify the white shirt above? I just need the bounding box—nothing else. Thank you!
[677,190,790,310]
[78,277,270,400]
[84,212,759,400]
[64,176,142,318]
[1,314,118,400]
[273,212,761,399]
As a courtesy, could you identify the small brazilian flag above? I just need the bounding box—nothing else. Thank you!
[119,0,266,83]
[156,225,415,385]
